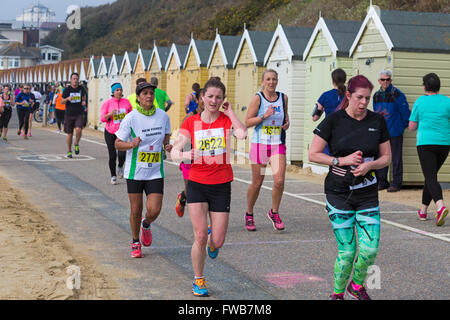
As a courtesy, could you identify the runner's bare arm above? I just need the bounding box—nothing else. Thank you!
[222,102,247,140]
[115,137,141,151]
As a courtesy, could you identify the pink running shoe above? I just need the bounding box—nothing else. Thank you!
[267,209,285,231]
[131,242,143,258]
[140,218,152,247]
[245,213,256,231]
[418,209,427,221]
[436,206,448,226]
[21,132,25,137]
[27,132,32,137]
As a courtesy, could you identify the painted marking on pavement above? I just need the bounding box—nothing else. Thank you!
[263,272,325,289]
[17,154,95,162]
[232,177,450,244]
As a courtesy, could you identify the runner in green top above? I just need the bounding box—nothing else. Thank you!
[150,77,173,112]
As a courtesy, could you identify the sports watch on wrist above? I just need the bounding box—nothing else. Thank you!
[332,157,340,166]
[259,114,265,120]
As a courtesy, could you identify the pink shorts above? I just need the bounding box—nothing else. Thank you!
[179,163,191,180]
[249,143,286,165]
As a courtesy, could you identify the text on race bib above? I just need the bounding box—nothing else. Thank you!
[70,93,82,103]
[113,113,125,121]
[196,137,226,152]
[138,152,161,163]
[262,126,281,136]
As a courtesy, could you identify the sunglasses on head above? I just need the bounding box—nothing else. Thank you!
[379,78,391,82]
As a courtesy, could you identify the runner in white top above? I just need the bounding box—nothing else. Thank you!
[115,82,172,258]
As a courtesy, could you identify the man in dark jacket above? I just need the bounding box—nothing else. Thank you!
[373,69,411,192]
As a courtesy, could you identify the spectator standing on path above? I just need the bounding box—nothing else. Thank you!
[150,77,173,112]
[61,73,87,158]
[373,69,411,192]
[409,73,450,226]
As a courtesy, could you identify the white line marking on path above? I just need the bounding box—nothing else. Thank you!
[233,177,450,244]
[77,139,450,244]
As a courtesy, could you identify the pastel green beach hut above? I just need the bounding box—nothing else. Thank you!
[165,43,188,131]
[301,18,361,172]
[264,24,314,165]
[349,7,450,183]
[207,33,241,111]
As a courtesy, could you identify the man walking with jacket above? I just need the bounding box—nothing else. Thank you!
[373,69,411,192]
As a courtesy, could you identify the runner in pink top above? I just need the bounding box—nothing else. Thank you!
[100,83,133,185]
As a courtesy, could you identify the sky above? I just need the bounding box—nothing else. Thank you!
[0,0,116,22]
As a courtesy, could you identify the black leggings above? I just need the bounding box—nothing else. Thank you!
[417,145,450,205]
[104,130,125,177]
[17,108,31,135]
[55,109,65,131]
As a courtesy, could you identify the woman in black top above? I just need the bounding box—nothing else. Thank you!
[309,75,391,300]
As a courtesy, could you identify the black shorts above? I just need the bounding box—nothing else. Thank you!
[326,188,379,213]
[0,108,12,128]
[126,178,164,195]
[64,114,84,134]
[186,180,231,213]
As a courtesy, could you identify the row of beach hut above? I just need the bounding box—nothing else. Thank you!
[1,7,449,184]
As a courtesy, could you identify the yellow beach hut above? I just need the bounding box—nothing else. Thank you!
[206,33,241,110]
[183,38,213,94]
[147,45,170,91]
[165,43,188,131]
[349,7,450,183]
[133,48,153,85]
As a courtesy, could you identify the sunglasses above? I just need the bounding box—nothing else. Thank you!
[379,78,391,82]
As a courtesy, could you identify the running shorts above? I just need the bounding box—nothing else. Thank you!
[186,180,231,213]
[0,108,12,128]
[249,143,286,165]
[126,178,164,195]
[64,114,84,134]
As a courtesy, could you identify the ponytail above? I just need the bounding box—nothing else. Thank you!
[332,68,347,96]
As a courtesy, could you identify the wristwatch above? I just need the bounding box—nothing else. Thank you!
[332,157,340,166]
[259,114,265,120]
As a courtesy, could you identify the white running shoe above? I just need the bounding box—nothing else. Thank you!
[117,167,124,179]
[110,176,118,185]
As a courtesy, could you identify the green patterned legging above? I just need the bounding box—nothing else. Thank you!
[326,198,380,294]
